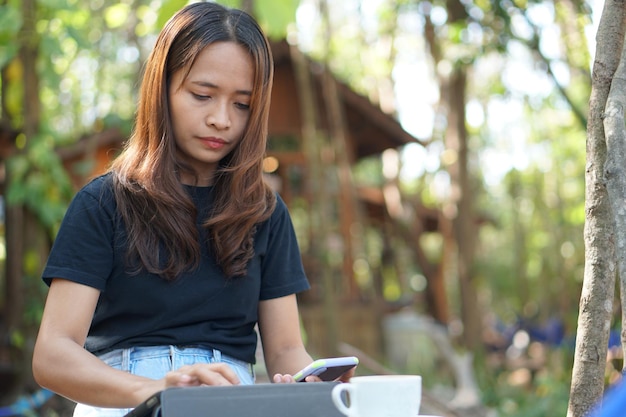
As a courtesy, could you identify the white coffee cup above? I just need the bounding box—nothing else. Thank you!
[331,375,422,417]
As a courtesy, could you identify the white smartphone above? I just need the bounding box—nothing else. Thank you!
[293,356,359,382]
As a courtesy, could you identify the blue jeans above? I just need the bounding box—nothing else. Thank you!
[73,345,255,417]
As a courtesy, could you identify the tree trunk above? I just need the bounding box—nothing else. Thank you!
[289,43,339,356]
[567,2,626,416]
[443,67,481,352]
[440,0,482,354]
[603,8,626,377]
[508,172,530,308]
[1,0,40,402]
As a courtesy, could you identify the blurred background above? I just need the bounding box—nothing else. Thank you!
[0,0,611,416]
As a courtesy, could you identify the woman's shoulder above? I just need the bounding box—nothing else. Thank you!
[80,173,114,194]
[270,191,288,216]
[73,173,116,207]
[264,192,296,230]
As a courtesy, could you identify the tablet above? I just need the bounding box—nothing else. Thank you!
[124,383,344,417]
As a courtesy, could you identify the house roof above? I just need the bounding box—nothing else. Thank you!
[269,40,424,160]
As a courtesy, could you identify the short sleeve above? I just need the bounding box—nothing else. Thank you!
[42,176,118,291]
[258,195,310,300]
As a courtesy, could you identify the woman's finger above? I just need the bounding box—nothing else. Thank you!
[165,363,240,387]
[189,363,240,386]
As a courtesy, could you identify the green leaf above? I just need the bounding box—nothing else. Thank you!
[0,43,19,68]
[448,21,465,43]
[156,0,189,29]
[0,4,22,38]
[104,3,131,29]
[0,4,21,66]
[10,330,25,349]
[218,0,242,8]
[66,25,92,50]
[253,0,298,40]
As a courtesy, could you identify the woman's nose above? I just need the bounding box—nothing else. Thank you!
[206,102,231,129]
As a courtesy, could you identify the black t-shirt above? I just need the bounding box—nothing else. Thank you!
[42,174,310,364]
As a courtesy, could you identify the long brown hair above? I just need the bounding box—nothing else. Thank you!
[109,2,276,279]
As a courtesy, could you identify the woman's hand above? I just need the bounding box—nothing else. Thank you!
[165,363,240,387]
[271,367,354,384]
[271,373,322,383]
[337,367,355,383]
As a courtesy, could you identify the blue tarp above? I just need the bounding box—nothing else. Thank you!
[0,389,55,417]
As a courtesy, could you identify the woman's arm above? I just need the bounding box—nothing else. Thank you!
[32,278,239,408]
[257,294,316,383]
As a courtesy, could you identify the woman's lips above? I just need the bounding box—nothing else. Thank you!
[199,137,227,149]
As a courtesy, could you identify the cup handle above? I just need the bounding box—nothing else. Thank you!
[331,384,355,416]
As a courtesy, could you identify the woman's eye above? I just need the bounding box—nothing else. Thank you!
[192,93,210,100]
[235,102,250,110]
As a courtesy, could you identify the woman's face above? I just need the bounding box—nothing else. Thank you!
[169,41,254,186]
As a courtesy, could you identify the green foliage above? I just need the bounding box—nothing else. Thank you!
[156,0,189,29]
[104,3,132,29]
[10,328,25,349]
[2,60,23,123]
[353,156,384,187]
[486,369,571,417]
[0,2,21,67]
[253,0,299,40]
[5,133,74,233]
[156,0,298,40]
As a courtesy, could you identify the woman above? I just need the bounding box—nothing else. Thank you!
[32,3,345,416]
